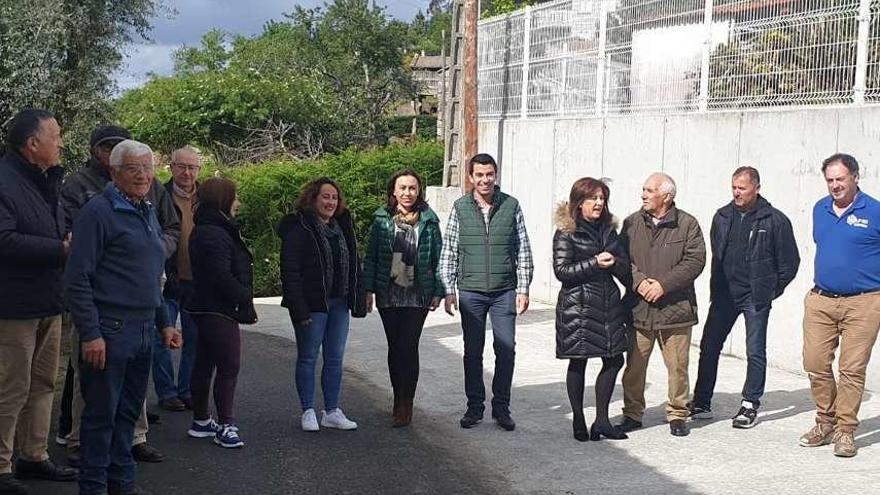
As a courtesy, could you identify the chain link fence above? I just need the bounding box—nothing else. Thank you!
[478,0,880,118]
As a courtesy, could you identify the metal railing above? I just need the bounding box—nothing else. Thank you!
[478,0,880,118]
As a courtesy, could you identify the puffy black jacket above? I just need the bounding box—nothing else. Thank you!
[0,151,66,318]
[187,207,257,324]
[552,205,632,359]
[709,196,800,306]
[278,210,366,324]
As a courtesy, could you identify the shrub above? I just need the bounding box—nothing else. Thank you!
[214,141,443,296]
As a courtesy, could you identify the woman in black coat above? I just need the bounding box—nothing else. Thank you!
[278,177,365,432]
[186,177,256,449]
[553,177,632,442]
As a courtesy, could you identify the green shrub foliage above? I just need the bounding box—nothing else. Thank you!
[214,141,443,296]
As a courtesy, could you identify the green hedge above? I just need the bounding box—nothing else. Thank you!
[196,141,444,296]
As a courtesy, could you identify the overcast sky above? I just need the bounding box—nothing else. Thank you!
[116,0,430,90]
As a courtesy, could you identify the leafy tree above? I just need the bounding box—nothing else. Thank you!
[173,29,231,75]
[0,0,160,166]
[118,0,417,162]
[408,8,453,54]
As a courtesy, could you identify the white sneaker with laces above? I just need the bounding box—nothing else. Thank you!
[301,408,319,432]
[320,408,358,430]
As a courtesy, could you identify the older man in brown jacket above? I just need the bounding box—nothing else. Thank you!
[617,172,706,437]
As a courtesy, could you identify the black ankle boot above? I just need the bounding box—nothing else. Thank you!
[590,422,628,441]
[573,417,589,442]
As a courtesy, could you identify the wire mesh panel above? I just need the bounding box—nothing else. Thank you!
[528,1,574,116]
[604,0,705,113]
[709,0,861,108]
[477,0,878,117]
[478,13,526,118]
[867,1,880,101]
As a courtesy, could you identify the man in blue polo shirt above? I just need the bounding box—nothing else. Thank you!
[799,153,880,458]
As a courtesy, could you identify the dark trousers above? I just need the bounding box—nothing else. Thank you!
[693,298,770,409]
[58,358,75,437]
[151,296,198,401]
[459,289,517,414]
[378,307,429,400]
[79,318,153,495]
[190,314,241,425]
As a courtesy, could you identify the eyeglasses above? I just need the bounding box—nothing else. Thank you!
[120,163,155,175]
[172,162,201,173]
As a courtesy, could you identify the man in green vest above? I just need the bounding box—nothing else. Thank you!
[440,153,534,431]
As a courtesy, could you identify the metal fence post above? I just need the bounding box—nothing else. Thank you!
[854,0,872,105]
[560,6,571,115]
[520,6,532,119]
[698,0,714,112]
[595,0,608,117]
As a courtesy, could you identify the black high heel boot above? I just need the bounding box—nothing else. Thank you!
[590,422,629,441]
[573,417,589,442]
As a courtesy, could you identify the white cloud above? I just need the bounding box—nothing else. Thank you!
[115,44,180,93]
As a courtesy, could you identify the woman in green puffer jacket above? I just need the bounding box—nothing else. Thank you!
[363,169,444,428]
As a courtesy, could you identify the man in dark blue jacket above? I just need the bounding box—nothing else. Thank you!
[57,125,177,467]
[690,166,799,429]
[65,139,181,495]
[0,109,78,494]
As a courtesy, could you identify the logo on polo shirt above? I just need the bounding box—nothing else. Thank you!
[846,214,869,229]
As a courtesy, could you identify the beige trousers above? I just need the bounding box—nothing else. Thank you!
[621,326,692,422]
[0,316,62,474]
[803,290,880,433]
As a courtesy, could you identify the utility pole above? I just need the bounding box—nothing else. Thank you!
[461,0,478,193]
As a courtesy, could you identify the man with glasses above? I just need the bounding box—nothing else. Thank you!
[65,139,181,495]
[152,146,202,413]
[57,125,179,467]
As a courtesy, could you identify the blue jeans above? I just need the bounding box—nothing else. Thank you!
[152,297,198,400]
[292,298,350,411]
[79,317,153,495]
[693,298,770,409]
[459,289,517,414]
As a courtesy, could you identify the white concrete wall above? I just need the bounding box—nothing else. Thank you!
[462,106,880,391]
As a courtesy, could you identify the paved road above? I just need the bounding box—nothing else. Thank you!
[33,329,507,495]
[25,300,880,494]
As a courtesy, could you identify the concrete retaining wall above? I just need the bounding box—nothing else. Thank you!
[433,106,880,391]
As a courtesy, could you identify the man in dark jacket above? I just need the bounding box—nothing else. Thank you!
[0,109,77,494]
[64,139,181,495]
[57,125,177,467]
[690,167,799,429]
[618,172,706,437]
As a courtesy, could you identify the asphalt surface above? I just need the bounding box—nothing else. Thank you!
[30,329,508,495]
[19,300,880,494]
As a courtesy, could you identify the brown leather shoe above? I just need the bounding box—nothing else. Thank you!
[832,430,857,457]
[158,397,186,412]
[131,443,165,463]
[799,423,834,447]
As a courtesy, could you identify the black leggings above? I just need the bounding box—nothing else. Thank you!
[190,314,241,425]
[566,355,624,427]
[378,307,429,400]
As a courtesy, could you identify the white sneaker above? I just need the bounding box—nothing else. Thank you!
[301,409,319,432]
[320,408,358,430]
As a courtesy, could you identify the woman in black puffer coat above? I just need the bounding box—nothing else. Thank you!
[553,177,632,442]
